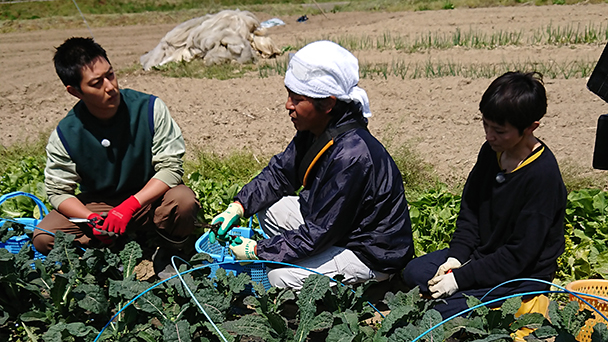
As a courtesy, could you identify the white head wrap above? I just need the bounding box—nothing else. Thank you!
[284,40,371,117]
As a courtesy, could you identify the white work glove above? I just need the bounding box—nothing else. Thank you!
[209,202,244,244]
[229,237,259,260]
[428,272,459,299]
[433,257,462,278]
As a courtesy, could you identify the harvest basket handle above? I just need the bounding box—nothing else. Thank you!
[0,191,49,218]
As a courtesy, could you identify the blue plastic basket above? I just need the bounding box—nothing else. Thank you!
[195,226,271,291]
[0,191,48,261]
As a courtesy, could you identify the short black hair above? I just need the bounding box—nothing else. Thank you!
[53,37,110,91]
[479,71,547,134]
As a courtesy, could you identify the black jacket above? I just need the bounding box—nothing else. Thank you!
[449,141,566,289]
[236,103,413,273]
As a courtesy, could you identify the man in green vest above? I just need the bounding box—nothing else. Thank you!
[32,37,200,280]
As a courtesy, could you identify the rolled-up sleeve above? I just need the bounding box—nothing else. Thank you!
[151,98,185,188]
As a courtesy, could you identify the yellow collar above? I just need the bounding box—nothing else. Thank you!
[497,146,545,173]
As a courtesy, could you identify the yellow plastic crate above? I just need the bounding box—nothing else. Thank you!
[566,279,608,342]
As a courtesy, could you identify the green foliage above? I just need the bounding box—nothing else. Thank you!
[409,186,461,256]
[0,193,596,341]
[376,287,441,339]
[278,21,608,57]
[389,144,437,194]
[542,300,594,338]
[260,55,596,80]
[0,155,48,218]
[3,0,602,30]
[592,323,608,342]
[150,59,259,80]
[185,151,265,225]
[0,223,252,340]
[0,139,50,221]
[442,1,455,9]
[0,0,292,21]
[438,294,599,342]
[187,172,241,226]
[1,215,590,342]
[558,189,608,283]
[258,58,290,78]
[559,159,608,192]
[2,135,608,340]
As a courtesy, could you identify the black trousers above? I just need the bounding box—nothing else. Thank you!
[401,248,551,318]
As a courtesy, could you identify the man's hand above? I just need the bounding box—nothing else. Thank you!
[433,257,462,278]
[209,202,244,244]
[428,272,459,298]
[102,196,141,235]
[229,237,258,260]
[87,213,113,245]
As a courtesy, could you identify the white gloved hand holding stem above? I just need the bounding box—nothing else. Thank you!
[433,257,462,278]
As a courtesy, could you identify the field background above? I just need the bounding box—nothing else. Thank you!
[1,4,608,339]
[1,2,608,185]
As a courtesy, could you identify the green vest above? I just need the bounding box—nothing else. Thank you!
[56,89,156,197]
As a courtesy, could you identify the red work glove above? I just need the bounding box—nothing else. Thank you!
[102,196,141,235]
[87,213,113,245]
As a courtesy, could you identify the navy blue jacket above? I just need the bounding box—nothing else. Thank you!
[236,103,413,273]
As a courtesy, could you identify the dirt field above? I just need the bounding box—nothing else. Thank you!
[2,4,608,183]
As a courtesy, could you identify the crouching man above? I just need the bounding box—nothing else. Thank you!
[211,41,414,290]
[33,37,200,279]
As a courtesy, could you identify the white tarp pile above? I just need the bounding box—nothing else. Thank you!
[140,9,281,71]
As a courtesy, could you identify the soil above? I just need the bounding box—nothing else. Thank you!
[2,4,608,184]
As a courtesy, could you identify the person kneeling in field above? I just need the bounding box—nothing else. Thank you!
[209,40,414,290]
[401,71,567,318]
[32,37,200,280]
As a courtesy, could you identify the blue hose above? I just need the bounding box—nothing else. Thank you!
[171,255,229,342]
[4,224,606,342]
[480,278,608,322]
[93,258,388,341]
[88,266,605,342]
[93,261,235,342]
[6,208,604,341]
[411,278,608,342]
[1,217,55,237]
[1,218,89,253]
[411,289,555,342]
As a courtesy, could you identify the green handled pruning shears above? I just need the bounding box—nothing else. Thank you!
[209,222,222,238]
[209,222,241,245]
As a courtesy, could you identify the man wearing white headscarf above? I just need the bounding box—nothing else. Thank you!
[211,41,413,290]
